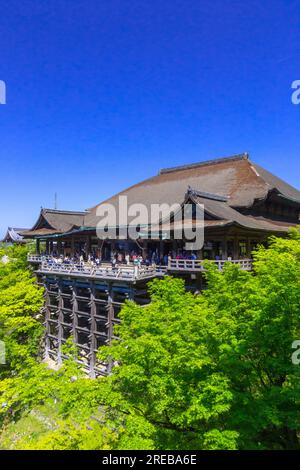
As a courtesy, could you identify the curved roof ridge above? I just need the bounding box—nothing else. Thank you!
[41,208,87,216]
[159,153,249,175]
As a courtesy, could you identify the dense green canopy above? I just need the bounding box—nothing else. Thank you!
[0,230,299,449]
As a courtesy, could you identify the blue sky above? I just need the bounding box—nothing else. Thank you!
[0,0,299,237]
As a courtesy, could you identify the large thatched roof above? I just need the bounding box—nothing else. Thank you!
[83,153,300,231]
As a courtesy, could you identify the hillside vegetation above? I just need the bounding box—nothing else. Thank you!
[0,231,300,450]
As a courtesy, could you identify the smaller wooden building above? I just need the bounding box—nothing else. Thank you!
[1,227,29,244]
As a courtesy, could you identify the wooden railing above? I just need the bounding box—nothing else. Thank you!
[28,255,163,281]
[28,255,252,278]
[168,258,252,271]
[28,254,52,263]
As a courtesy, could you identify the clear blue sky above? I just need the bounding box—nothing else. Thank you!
[0,0,299,237]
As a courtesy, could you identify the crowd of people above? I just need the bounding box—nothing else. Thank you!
[42,249,200,269]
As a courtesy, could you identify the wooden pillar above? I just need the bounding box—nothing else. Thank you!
[36,238,40,255]
[221,237,228,260]
[89,285,96,379]
[57,240,62,255]
[106,283,114,375]
[71,284,78,356]
[110,241,115,260]
[196,272,203,291]
[46,240,50,255]
[85,236,90,257]
[44,280,50,360]
[172,239,177,257]
[247,237,251,258]
[71,236,75,257]
[142,240,148,259]
[57,279,63,366]
[107,283,114,344]
[159,240,163,260]
[233,236,239,260]
[98,239,103,259]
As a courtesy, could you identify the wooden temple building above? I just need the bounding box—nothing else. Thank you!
[1,227,29,244]
[8,153,300,376]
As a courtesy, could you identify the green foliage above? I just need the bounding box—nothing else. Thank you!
[97,277,237,449]
[0,245,44,376]
[0,402,118,450]
[0,232,300,450]
[201,230,300,449]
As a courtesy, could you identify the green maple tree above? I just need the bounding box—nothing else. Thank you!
[1,231,300,450]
